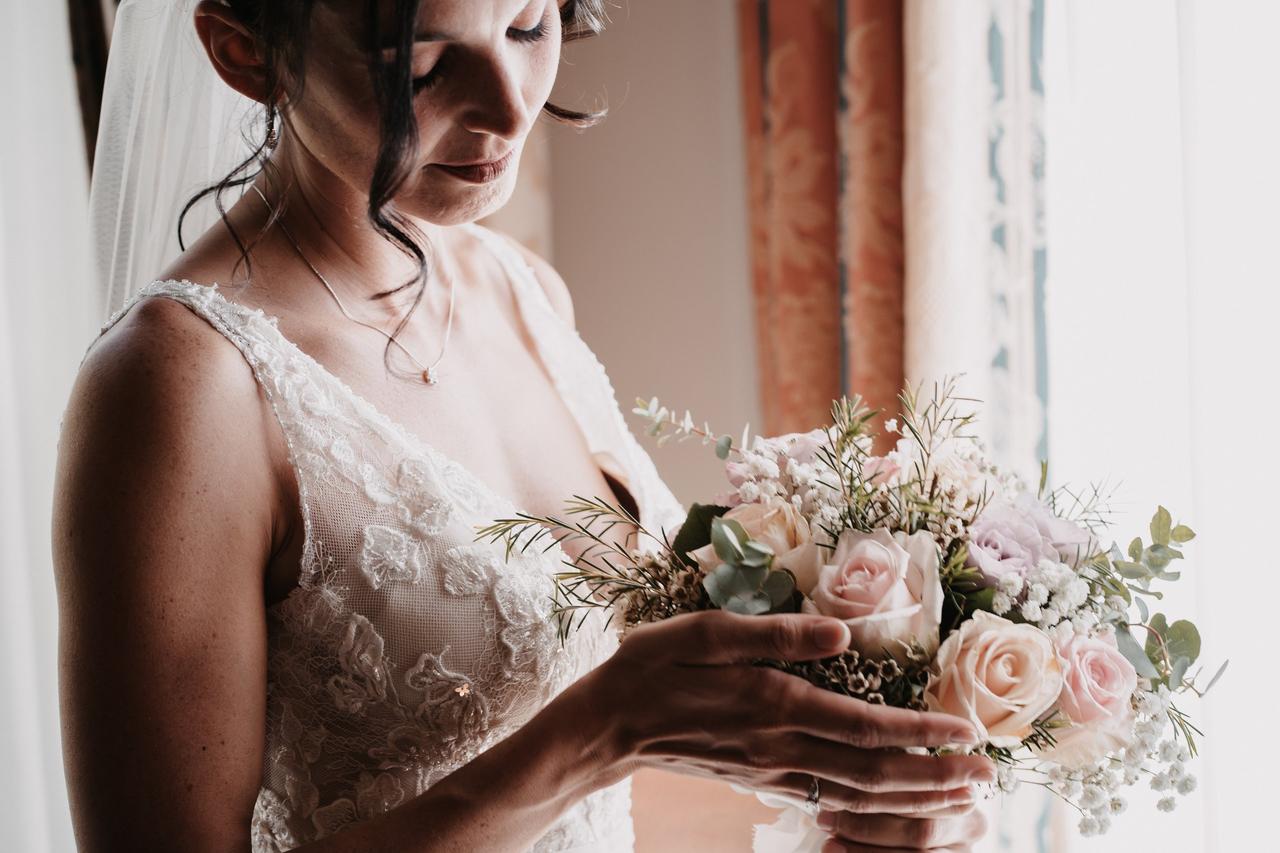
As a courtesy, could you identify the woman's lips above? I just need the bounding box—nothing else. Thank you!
[432,150,515,183]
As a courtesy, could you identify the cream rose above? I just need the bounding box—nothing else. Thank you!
[801,528,942,662]
[688,499,825,594]
[1037,630,1138,768]
[925,611,1064,747]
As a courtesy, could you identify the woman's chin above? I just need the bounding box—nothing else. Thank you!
[405,171,518,227]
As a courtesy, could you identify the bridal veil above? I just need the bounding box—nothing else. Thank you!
[89,0,259,320]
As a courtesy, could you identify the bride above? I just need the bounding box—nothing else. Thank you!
[52,1,994,850]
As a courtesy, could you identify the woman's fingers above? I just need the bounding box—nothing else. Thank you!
[822,844,973,853]
[777,774,980,815]
[769,683,980,749]
[789,736,996,793]
[822,808,988,850]
[626,610,854,664]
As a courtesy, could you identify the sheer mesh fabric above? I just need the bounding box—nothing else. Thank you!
[92,223,687,851]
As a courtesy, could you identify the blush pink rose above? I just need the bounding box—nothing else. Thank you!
[801,528,942,661]
[925,611,1064,747]
[1055,630,1138,725]
[1037,630,1137,768]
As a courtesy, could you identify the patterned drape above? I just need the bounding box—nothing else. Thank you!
[739,0,1057,849]
[738,0,1049,482]
[738,0,905,443]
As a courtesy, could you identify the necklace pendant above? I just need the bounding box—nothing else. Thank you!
[423,367,438,385]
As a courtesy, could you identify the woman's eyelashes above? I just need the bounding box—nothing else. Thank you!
[410,15,550,94]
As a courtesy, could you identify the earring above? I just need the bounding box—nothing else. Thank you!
[264,110,279,149]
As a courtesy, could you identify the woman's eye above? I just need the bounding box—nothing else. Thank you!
[412,66,443,94]
[508,17,549,44]
[409,15,550,95]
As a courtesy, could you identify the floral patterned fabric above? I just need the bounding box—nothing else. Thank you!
[94,223,687,852]
[737,0,906,444]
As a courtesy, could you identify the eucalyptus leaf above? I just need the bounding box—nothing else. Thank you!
[1114,560,1149,580]
[1158,571,1181,582]
[701,565,731,607]
[726,591,772,616]
[1145,544,1184,570]
[1166,620,1201,665]
[1205,659,1230,693]
[1171,524,1197,543]
[740,540,776,568]
[1150,506,1173,546]
[1135,596,1149,623]
[1145,613,1169,662]
[734,564,769,594]
[710,517,747,564]
[715,435,733,460]
[762,570,796,607]
[1128,537,1144,563]
[1116,625,1160,679]
[1171,655,1191,686]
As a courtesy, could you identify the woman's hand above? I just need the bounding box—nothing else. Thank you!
[565,610,997,815]
[817,801,990,852]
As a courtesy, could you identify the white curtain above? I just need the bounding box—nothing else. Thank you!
[1,0,96,850]
[1044,0,1280,850]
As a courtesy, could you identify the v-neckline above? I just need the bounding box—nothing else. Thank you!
[144,236,639,532]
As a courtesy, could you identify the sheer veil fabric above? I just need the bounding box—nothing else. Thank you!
[90,0,258,321]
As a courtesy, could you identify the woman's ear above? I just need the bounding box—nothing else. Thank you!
[193,0,272,104]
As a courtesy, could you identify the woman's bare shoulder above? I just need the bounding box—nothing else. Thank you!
[77,294,266,436]
[61,292,281,563]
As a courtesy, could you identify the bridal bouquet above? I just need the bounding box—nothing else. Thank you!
[476,379,1223,840]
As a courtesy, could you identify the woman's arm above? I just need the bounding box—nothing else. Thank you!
[53,298,634,853]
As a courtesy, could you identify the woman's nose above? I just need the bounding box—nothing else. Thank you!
[458,55,530,141]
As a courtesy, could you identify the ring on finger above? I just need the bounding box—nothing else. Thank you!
[804,775,822,815]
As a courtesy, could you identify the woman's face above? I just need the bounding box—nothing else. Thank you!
[285,0,563,225]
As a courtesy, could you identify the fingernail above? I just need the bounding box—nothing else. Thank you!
[951,727,980,745]
[968,764,997,784]
[816,809,836,830]
[812,620,850,652]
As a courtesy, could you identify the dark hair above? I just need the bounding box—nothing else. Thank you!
[179,0,608,375]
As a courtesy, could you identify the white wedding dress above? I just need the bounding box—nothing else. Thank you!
[91,222,687,852]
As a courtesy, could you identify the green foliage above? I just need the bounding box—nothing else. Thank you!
[1137,610,1203,690]
[1116,625,1160,679]
[700,517,797,615]
[1150,506,1173,546]
[670,503,730,568]
[1093,507,1195,608]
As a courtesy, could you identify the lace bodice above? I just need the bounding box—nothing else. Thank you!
[93,223,687,852]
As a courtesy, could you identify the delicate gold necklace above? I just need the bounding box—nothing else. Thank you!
[251,185,456,385]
